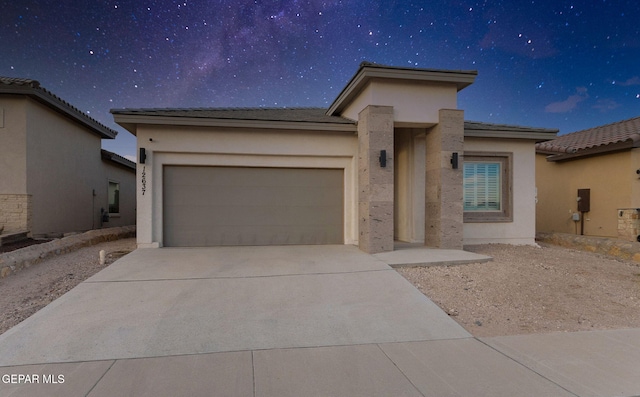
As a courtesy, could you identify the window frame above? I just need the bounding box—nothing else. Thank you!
[463,151,513,223]
[108,180,121,216]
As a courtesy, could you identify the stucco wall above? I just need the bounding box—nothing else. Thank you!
[463,138,537,245]
[16,99,134,236]
[0,98,30,233]
[26,99,105,236]
[341,80,457,126]
[393,131,426,243]
[0,96,135,237]
[103,161,136,228]
[536,150,634,237]
[134,125,358,248]
[0,97,28,194]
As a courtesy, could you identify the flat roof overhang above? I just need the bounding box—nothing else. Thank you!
[111,114,357,135]
[327,62,478,116]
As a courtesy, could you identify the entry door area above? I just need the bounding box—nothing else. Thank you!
[163,166,344,246]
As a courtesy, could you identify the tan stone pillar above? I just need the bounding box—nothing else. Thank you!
[425,109,464,249]
[358,105,394,253]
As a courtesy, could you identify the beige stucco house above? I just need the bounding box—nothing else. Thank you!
[112,63,556,252]
[0,77,136,238]
[536,116,640,241]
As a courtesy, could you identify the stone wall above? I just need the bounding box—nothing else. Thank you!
[0,194,31,234]
[617,208,640,243]
[0,225,135,278]
[536,231,640,263]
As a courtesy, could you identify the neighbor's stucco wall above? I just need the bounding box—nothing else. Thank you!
[25,98,106,236]
[0,97,30,233]
[134,125,358,248]
[0,97,28,194]
[0,96,135,236]
[631,149,640,209]
[341,79,457,126]
[103,160,136,228]
[463,138,537,245]
[536,150,634,238]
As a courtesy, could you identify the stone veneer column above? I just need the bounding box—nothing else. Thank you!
[425,109,464,249]
[358,105,394,254]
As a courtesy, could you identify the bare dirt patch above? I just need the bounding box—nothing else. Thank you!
[0,238,136,335]
[397,243,640,337]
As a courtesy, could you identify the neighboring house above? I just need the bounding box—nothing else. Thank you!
[112,62,556,253]
[536,116,640,241]
[0,77,136,238]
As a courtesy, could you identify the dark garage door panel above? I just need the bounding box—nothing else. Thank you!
[163,166,344,246]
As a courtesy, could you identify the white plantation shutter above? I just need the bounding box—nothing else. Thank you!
[463,162,501,211]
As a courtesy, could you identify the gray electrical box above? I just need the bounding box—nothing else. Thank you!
[572,212,580,221]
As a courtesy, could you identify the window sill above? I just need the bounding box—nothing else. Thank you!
[464,213,513,223]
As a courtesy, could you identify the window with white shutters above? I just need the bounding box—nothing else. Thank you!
[464,162,501,211]
[463,152,513,223]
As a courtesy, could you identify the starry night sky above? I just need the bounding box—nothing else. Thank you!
[1,0,639,160]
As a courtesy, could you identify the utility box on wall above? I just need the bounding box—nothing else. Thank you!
[577,189,590,212]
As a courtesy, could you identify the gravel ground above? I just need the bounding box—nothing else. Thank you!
[0,238,136,335]
[398,243,640,337]
[2,239,639,338]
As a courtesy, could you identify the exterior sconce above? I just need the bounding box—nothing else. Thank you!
[379,150,387,168]
[139,148,147,164]
[451,152,459,169]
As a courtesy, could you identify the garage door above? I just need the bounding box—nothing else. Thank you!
[163,166,344,246]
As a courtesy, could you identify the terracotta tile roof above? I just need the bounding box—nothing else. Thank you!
[536,116,640,155]
[0,76,118,139]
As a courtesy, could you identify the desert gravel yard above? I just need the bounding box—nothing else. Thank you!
[1,239,639,338]
[0,238,137,335]
[397,243,640,337]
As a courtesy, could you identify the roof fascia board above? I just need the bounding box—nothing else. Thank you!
[327,65,477,116]
[112,114,357,133]
[0,84,117,139]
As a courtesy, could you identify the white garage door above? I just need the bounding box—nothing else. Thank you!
[163,166,344,246]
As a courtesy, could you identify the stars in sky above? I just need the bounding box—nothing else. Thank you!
[1,0,639,159]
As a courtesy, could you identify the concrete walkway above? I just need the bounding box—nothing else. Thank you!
[0,245,639,396]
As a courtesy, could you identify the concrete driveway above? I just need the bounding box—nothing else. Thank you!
[1,245,639,396]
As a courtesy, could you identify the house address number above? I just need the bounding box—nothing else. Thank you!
[141,166,146,195]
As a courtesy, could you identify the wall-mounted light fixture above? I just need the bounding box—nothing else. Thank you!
[450,152,459,169]
[139,147,147,164]
[379,150,387,168]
